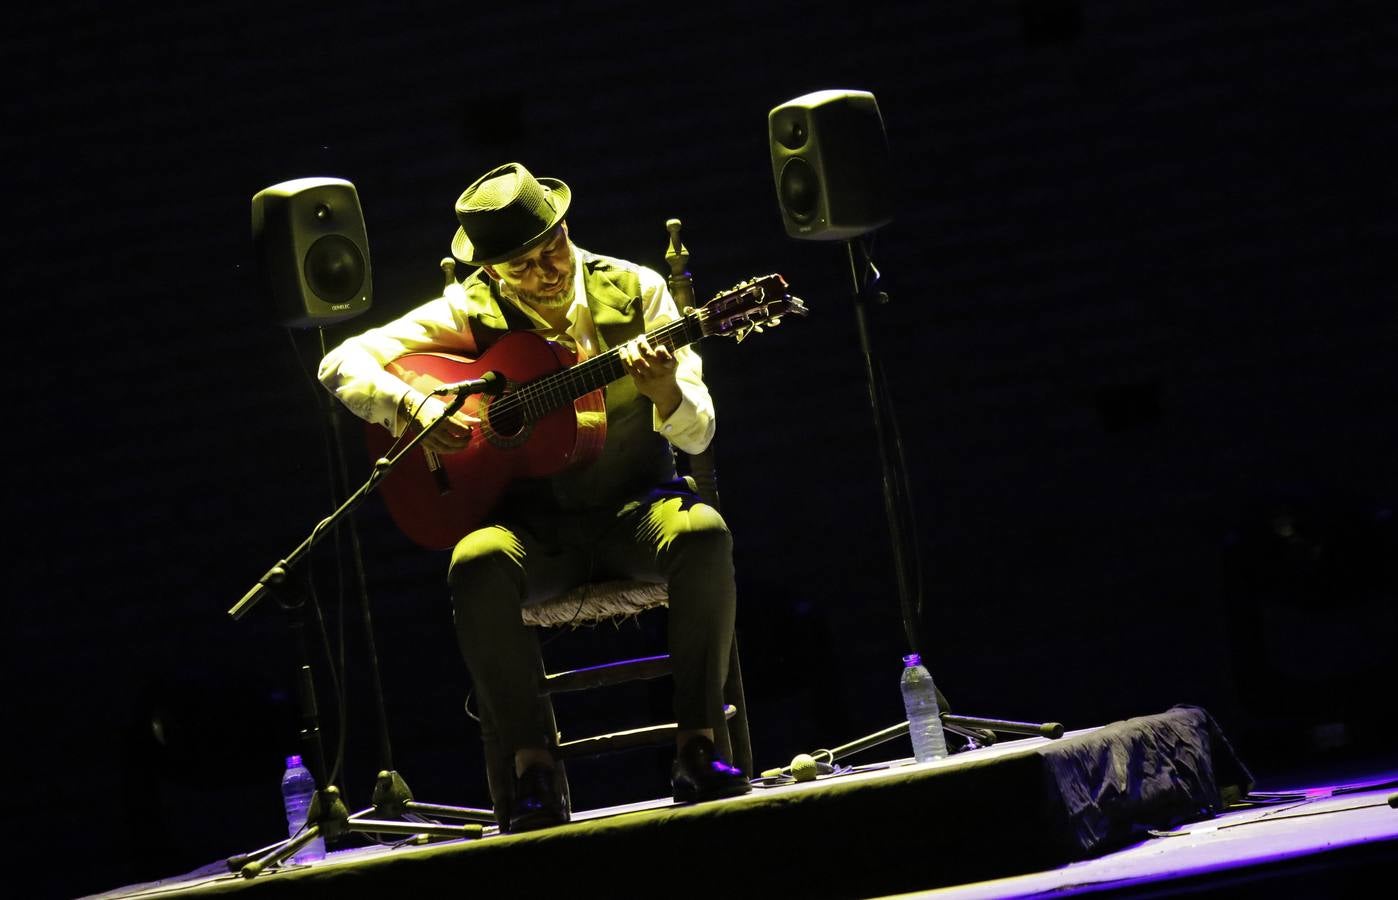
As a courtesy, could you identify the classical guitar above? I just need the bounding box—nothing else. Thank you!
[364,273,806,549]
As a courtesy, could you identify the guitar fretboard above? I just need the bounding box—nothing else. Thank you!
[489,312,706,423]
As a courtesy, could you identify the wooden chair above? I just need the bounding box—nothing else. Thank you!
[479,449,752,827]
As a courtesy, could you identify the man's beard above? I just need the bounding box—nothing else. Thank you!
[501,269,575,309]
[518,283,575,308]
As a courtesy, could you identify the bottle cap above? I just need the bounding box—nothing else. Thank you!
[903,653,921,666]
[287,754,302,767]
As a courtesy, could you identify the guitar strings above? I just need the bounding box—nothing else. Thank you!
[471,314,699,439]
[471,276,785,434]
[473,279,785,437]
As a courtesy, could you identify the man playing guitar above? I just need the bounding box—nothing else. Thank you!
[319,162,755,833]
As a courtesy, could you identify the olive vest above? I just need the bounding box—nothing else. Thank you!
[457,250,679,515]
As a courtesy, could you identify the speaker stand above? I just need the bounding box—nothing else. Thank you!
[829,235,1064,765]
[843,237,920,649]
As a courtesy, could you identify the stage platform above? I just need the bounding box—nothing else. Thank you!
[83,705,1395,899]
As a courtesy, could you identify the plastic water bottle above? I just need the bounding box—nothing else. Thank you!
[900,653,948,762]
[281,754,327,864]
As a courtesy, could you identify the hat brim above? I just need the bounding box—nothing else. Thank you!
[450,178,571,266]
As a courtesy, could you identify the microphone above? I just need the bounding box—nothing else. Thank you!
[431,370,506,396]
[760,753,835,781]
[790,753,822,783]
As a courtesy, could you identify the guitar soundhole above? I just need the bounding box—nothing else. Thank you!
[482,389,531,449]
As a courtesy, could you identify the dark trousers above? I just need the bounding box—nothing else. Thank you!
[448,485,737,759]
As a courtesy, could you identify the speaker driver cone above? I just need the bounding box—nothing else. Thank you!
[779,158,819,224]
[305,234,366,303]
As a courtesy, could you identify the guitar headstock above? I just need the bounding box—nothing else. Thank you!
[697,273,808,342]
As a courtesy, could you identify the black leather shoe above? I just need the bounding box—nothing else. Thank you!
[508,764,570,833]
[671,735,753,803]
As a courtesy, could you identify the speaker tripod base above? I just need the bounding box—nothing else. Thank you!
[762,713,1065,781]
[227,779,491,880]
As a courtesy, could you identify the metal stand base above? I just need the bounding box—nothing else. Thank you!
[762,712,1066,779]
[226,776,495,878]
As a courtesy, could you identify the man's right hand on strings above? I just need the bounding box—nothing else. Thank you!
[402,392,480,454]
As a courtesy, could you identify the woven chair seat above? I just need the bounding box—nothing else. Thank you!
[521,580,670,629]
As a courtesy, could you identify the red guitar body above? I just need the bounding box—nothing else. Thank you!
[363,330,606,550]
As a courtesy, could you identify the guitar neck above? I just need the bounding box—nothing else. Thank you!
[512,312,706,416]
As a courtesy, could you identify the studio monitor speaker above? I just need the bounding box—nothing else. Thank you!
[252,177,372,327]
[768,89,895,240]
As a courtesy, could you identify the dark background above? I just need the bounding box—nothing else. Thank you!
[9,2,1396,897]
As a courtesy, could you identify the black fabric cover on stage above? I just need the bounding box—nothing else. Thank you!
[92,705,1255,899]
[1042,704,1254,859]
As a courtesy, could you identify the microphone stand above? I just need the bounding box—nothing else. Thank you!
[226,374,494,879]
[306,328,500,839]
